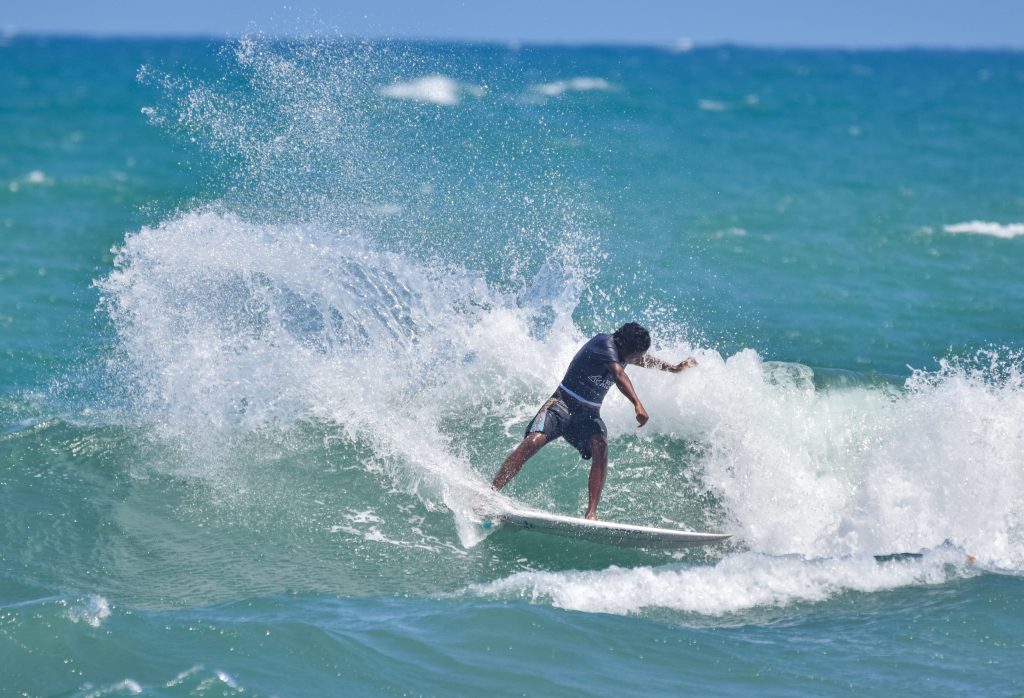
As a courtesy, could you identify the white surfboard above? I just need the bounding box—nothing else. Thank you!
[484,507,731,549]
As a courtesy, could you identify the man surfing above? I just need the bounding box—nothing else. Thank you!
[491,322,697,520]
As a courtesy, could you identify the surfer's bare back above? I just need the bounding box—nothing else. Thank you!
[491,322,697,520]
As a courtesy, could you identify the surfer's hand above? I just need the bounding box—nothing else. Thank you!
[669,357,697,373]
[635,404,649,427]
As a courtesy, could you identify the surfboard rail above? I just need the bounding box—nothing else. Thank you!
[489,507,731,549]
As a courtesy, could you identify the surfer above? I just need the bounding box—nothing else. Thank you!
[491,322,697,520]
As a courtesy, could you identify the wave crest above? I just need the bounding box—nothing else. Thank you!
[944,221,1024,239]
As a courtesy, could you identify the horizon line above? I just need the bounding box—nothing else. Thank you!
[5,30,1024,54]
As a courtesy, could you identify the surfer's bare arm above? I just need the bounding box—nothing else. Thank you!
[637,354,698,373]
[608,362,649,427]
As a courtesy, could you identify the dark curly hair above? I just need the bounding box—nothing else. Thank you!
[612,322,651,357]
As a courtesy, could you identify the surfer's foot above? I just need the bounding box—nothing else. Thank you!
[585,511,598,521]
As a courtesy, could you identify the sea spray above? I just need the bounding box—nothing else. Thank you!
[136,35,598,283]
[95,209,593,545]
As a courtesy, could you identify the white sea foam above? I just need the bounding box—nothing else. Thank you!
[696,96,759,112]
[216,672,240,689]
[84,680,143,697]
[697,99,727,112]
[165,666,204,688]
[531,77,614,97]
[8,169,53,192]
[597,347,1024,569]
[67,594,112,628]
[470,548,973,617]
[943,221,1024,239]
[379,75,483,106]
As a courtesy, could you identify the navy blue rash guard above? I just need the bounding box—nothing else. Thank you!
[557,333,624,408]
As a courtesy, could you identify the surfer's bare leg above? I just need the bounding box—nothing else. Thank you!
[492,433,548,490]
[584,435,608,520]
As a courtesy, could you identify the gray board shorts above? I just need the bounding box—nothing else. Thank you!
[524,393,607,460]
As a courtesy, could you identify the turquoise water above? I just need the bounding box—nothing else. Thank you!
[2,36,1023,696]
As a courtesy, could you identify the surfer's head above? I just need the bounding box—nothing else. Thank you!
[613,322,651,359]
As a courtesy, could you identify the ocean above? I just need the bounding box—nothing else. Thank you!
[1,35,1023,696]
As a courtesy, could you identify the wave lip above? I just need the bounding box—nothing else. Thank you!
[379,75,484,105]
[943,221,1024,239]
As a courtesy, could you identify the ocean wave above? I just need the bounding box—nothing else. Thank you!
[94,210,1024,564]
[591,347,1024,569]
[530,77,614,97]
[470,547,974,617]
[697,95,759,112]
[83,679,144,696]
[379,75,485,106]
[943,221,1024,239]
[106,35,1024,571]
